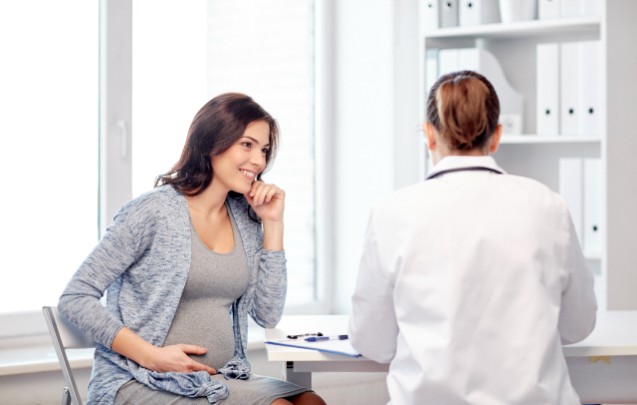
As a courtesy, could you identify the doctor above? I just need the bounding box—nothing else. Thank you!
[349,70,597,405]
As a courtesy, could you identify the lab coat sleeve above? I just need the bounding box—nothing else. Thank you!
[349,212,398,363]
[558,214,597,344]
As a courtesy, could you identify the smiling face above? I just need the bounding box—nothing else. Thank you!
[211,120,271,194]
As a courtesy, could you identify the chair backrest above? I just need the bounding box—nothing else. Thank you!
[42,306,95,405]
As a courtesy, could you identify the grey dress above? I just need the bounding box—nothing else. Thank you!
[115,208,307,404]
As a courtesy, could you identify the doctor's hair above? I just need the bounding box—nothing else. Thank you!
[155,92,279,196]
[426,70,500,151]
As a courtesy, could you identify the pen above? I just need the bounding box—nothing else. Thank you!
[305,334,349,342]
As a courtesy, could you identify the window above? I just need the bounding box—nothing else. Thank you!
[0,0,320,337]
[0,0,99,316]
[132,0,317,307]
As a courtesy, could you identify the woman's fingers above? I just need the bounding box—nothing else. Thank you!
[248,181,283,206]
[152,344,217,374]
[189,360,217,375]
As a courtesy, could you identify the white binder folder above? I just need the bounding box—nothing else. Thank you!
[459,0,500,26]
[440,0,459,28]
[536,43,560,135]
[580,0,601,17]
[539,0,561,19]
[425,49,439,97]
[579,40,602,136]
[561,0,581,17]
[422,0,440,32]
[583,158,602,255]
[560,42,581,135]
[561,0,600,18]
[438,48,460,76]
[560,158,584,245]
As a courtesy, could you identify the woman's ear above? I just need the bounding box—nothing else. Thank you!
[488,124,503,154]
[424,122,437,152]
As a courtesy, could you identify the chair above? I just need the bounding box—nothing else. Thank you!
[42,306,95,405]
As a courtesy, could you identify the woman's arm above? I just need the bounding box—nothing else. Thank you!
[58,204,142,348]
[244,181,287,328]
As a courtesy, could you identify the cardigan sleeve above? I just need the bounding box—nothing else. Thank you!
[58,198,149,348]
[248,248,287,328]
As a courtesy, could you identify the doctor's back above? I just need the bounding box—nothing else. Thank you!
[349,70,597,405]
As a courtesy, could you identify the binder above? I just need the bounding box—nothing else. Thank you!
[580,0,601,17]
[539,0,561,19]
[583,158,602,255]
[438,48,460,76]
[425,49,440,98]
[560,0,581,18]
[458,47,479,71]
[536,43,560,135]
[440,0,459,28]
[579,40,602,136]
[459,0,500,27]
[560,42,581,135]
[561,0,600,18]
[422,0,440,32]
[559,158,583,245]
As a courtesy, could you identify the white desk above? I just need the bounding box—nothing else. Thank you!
[264,312,637,404]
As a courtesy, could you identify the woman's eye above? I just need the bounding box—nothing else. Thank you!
[261,147,270,155]
[241,141,252,149]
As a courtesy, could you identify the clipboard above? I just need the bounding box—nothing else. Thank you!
[265,338,362,358]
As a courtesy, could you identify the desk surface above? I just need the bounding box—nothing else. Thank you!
[563,310,637,356]
[265,315,362,362]
[265,311,637,361]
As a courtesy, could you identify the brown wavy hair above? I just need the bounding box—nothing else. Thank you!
[426,70,500,151]
[155,93,279,196]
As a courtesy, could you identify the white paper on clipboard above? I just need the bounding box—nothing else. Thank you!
[265,338,362,358]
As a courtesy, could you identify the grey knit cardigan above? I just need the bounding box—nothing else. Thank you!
[58,185,287,405]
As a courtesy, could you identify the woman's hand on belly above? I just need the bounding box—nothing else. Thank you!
[112,327,217,374]
[147,344,218,375]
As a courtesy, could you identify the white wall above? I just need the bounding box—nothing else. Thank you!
[332,0,421,313]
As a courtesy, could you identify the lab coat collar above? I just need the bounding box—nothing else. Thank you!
[426,155,506,180]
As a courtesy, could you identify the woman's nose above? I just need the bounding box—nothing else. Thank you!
[250,150,265,169]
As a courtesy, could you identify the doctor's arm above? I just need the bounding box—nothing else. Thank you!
[558,215,597,344]
[348,215,398,364]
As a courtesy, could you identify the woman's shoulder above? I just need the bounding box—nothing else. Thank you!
[114,185,186,224]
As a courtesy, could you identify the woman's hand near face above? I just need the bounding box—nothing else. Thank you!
[245,181,285,251]
[245,181,285,223]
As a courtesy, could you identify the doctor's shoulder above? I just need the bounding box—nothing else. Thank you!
[500,173,571,214]
[368,181,431,219]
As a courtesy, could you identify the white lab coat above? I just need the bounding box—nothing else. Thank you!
[349,155,597,405]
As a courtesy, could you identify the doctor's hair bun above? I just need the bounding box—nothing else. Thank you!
[426,70,500,151]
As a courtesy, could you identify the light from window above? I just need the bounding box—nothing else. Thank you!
[0,0,99,314]
[132,0,316,306]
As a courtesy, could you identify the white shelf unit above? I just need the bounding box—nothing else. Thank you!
[419,1,637,310]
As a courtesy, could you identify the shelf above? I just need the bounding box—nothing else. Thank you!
[424,17,600,40]
[499,135,602,144]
